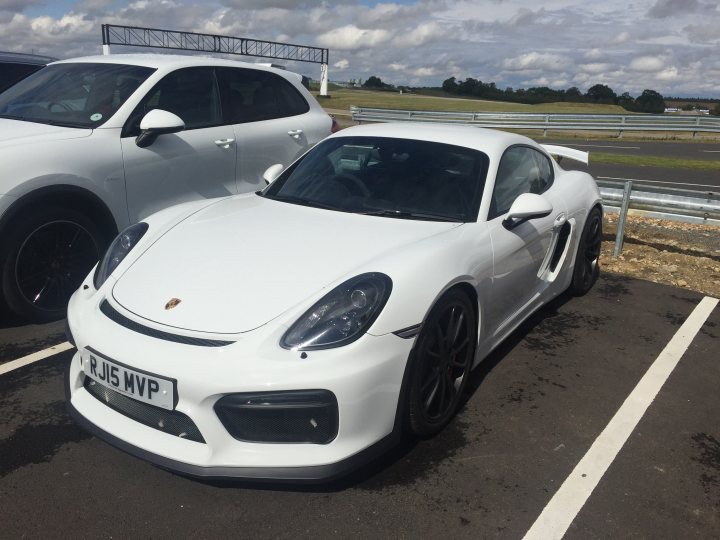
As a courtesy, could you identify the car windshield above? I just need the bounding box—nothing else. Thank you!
[0,63,155,128]
[263,136,489,222]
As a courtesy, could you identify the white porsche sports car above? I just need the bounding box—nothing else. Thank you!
[65,123,602,482]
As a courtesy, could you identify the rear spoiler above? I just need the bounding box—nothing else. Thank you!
[541,144,589,165]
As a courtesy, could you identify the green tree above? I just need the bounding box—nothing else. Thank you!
[363,75,385,88]
[617,92,635,110]
[442,76,458,93]
[585,84,617,104]
[711,103,720,116]
[634,89,665,114]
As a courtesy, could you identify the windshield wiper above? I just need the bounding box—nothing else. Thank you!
[356,209,464,222]
[263,194,345,212]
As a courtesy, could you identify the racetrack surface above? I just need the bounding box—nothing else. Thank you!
[536,139,720,191]
[1,275,718,539]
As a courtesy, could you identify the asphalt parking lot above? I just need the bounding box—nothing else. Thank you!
[1,274,717,539]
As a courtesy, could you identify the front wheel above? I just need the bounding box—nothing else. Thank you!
[405,289,477,438]
[568,207,602,296]
[0,207,107,322]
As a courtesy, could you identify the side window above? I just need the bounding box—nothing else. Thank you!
[216,68,309,124]
[489,146,553,219]
[122,67,221,137]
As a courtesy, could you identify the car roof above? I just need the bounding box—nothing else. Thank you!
[330,122,537,157]
[51,53,294,75]
[0,51,58,65]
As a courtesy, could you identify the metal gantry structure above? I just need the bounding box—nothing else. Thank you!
[101,24,330,95]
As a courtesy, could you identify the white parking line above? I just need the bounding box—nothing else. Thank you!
[597,176,719,189]
[0,341,73,376]
[700,150,720,153]
[523,295,719,540]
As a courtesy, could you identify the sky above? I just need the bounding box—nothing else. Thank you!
[1,0,719,98]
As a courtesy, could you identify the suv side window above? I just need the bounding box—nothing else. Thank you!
[489,146,554,219]
[123,67,221,137]
[216,67,309,124]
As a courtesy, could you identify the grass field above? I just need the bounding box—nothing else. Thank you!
[314,88,630,115]
[591,152,720,171]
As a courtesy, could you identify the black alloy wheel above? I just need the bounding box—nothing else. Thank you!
[406,289,477,437]
[1,208,107,322]
[569,207,602,296]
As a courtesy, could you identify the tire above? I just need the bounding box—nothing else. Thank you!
[405,288,477,438]
[0,206,108,322]
[568,206,602,296]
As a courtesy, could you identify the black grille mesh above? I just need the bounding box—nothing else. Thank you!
[215,391,338,444]
[84,376,205,443]
[100,301,233,347]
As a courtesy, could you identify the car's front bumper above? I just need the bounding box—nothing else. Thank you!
[65,290,414,482]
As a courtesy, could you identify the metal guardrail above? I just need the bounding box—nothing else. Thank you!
[350,107,720,137]
[597,180,720,254]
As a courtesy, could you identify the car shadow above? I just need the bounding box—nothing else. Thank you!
[191,291,576,493]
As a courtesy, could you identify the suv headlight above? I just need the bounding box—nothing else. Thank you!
[93,222,149,289]
[281,273,392,351]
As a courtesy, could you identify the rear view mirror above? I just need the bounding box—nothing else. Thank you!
[503,193,552,229]
[136,109,185,148]
[263,164,284,185]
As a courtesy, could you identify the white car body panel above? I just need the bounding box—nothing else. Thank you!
[112,194,460,334]
[66,123,602,480]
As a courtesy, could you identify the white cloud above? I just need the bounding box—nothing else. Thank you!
[316,24,390,50]
[502,52,571,72]
[393,22,445,47]
[610,31,631,45]
[0,0,718,97]
[656,66,680,80]
[629,55,665,72]
[580,63,612,74]
[412,66,436,77]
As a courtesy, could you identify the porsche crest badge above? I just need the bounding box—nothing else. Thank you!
[165,298,182,310]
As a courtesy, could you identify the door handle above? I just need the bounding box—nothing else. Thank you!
[553,213,567,228]
[214,138,235,148]
[287,129,303,138]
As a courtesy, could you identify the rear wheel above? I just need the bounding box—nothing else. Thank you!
[405,289,477,438]
[0,207,107,322]
[568,207,602,296]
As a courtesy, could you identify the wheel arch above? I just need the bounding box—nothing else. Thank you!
[0,184,119,240]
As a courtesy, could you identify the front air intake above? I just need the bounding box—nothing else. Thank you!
[214,390,338,444]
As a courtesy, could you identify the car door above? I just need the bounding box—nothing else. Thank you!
[216,67,319,192]
[120,67,237,222]
[486,146,567,336]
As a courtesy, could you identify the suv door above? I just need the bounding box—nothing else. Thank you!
[120,67,237,221]
[486,146,567,335]
[216,67,321,191]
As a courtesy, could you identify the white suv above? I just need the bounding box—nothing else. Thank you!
[0,54,334,321]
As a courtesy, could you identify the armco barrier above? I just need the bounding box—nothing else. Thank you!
[350,107,720,137]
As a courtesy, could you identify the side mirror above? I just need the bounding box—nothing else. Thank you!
[135,109,185,148]
[503,193,553,229]
[263,163,284,185]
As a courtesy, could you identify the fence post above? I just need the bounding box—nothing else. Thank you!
[614,180,633,256]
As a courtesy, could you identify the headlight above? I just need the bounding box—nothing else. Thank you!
[281,273,392,351]
[93,222,149,289]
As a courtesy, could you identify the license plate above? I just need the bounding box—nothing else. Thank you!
[82,348,176,410]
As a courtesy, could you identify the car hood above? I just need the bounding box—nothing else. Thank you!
[112,195,461,334]
[0,118,91,147]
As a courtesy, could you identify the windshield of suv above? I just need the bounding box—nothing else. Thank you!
[262,136,489,222]
[0,63,155,128]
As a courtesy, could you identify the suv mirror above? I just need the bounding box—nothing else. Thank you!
[136,109,185,148]
[263,163,284,185]
[503,193,552,229]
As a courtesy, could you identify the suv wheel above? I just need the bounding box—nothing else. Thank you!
[0,207,107,322]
